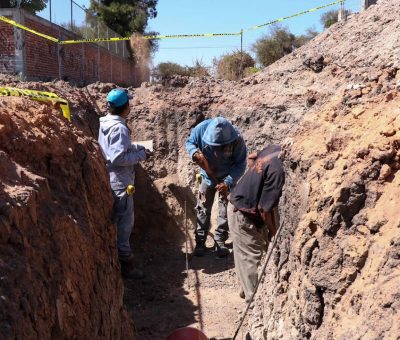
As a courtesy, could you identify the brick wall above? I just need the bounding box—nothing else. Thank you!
[0,16,16,74]
[0,9,143,86]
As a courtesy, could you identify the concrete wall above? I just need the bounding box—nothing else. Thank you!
[0,9,144,86]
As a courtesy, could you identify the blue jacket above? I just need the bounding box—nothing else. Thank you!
[186,117,247,187]
[98,114,146,191]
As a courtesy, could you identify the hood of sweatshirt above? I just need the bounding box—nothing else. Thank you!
[99,114,126,135]
[202,117,239,146]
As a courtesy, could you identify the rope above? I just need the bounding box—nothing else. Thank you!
[232,216,286,340]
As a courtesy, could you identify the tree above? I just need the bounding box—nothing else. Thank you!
[187,59,209,78]
[152,60,210,80]
[88,0,158,59]
[320,10,339,29]
[252,25,317,68]
[294,27,319,47]
[0,0,47,13]
[89,0,157,37]
[152,62,189,80]
[214,51,255,81]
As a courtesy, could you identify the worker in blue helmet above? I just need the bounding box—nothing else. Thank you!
[186,117,247,257]
[98,88,151,279]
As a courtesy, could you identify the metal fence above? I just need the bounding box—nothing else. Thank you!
[39,0,129,58]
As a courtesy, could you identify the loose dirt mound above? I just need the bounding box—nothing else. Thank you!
[0,81,135,338]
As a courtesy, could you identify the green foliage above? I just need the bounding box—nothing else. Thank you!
[243,66,261,77]
[295,27,319,47]
[89,0,157,37]
[0,0,47,13]
[252,25,318,67]
[88,0,158,59]
[320,10,339,29]
[152,60,210,80]
[187,59,210,78]
[153,62,188,79]
[214,51,255,81]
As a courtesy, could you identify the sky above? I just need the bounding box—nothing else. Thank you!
[38,0,361,67]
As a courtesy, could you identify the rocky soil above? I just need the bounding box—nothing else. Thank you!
[125,0,400,338]
[1,0,400,339]
[0,80,135,339]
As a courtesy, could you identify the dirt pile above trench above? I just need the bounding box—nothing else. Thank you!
[125,0,400,338]
[0,79,135,338]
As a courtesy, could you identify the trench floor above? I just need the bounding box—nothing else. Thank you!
[123,233,250,340]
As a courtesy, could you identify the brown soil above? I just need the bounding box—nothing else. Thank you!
[1,0,400,339]
[0,86,135,339]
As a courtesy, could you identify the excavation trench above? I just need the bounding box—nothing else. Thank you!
[121,103,304,340]
[2,2,400,338]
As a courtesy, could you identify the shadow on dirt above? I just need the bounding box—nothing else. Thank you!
[122,166,234,339]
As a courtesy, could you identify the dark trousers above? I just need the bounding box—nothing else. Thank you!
[195,180,228,244]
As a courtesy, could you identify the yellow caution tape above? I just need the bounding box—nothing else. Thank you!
[247,0,346,31]
[1,1,345,45]
[0,87,71,122]
[59,1,345,44]
[59,32,241,44]
[0,15,59,43]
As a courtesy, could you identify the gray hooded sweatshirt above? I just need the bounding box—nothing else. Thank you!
[98,114,146,191]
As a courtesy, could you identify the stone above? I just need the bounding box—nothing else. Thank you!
[303,55,325,73]
[380,128,396,137]
[379,164,392,179]
[356,148,369,159]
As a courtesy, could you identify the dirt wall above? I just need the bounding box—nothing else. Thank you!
[0,78,135,339]
[127,0,400,338]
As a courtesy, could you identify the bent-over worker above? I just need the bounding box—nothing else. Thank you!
[186,117,247,257]
[228,144,285,302]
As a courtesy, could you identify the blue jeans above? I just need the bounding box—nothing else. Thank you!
[195,181,228,244]
[113,189,134,257]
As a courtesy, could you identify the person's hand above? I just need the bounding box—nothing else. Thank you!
[193,151,211,174]
[266,222,277,241]
[215,182,229,198]
[248,151,258,167]
[259,209,277,241]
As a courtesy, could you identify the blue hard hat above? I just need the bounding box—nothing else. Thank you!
[202,117,239,146]
[107,88,132,108]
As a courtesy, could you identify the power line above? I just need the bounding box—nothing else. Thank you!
[159,45,239,50]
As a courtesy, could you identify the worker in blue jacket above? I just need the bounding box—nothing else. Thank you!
[186,117,247,257]
[98,88,150,279]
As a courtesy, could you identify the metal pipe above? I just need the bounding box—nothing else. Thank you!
[185,200,190,290]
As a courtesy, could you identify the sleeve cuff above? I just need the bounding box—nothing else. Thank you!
[224,175,234,187]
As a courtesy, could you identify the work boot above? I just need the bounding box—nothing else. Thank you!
[121,263,144,279]
[193,242,206,257]
[118,253,134,264]
[215,241,229,258]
